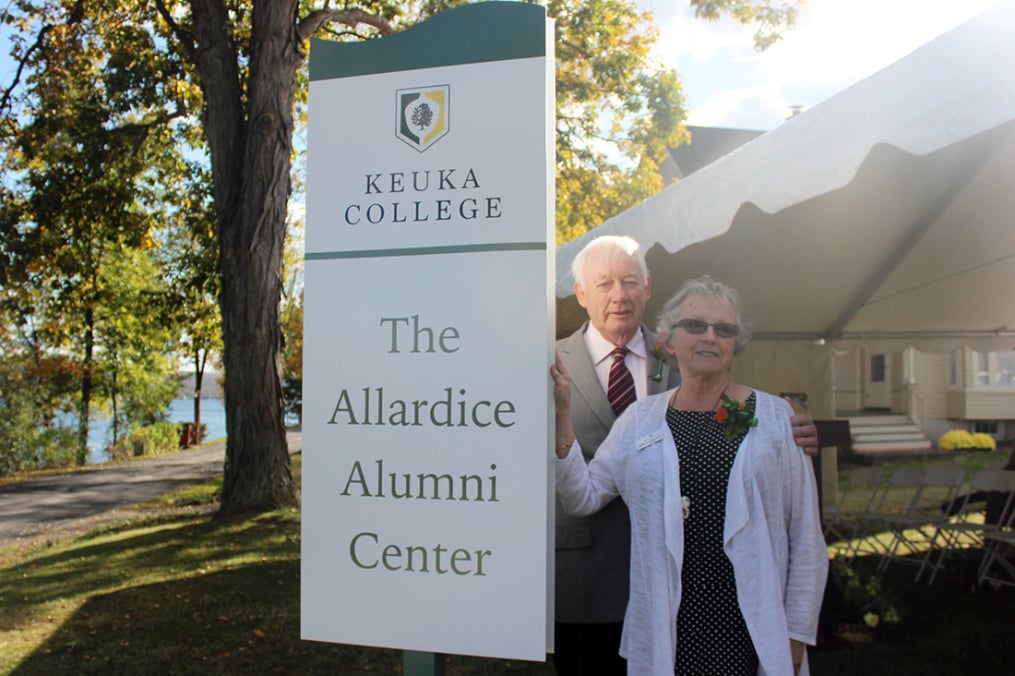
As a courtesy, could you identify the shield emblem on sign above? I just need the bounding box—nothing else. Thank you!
[396,85,450,152]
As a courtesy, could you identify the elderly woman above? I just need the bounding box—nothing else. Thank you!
[551,275,827,676]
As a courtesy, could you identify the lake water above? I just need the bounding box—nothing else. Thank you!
[88,398,227,464]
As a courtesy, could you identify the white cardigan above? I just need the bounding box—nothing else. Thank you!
[556,389,828,676]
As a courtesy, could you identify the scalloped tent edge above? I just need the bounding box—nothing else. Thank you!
[556,0,1015,361]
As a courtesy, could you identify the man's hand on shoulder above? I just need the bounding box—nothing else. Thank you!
[784,397,819,457]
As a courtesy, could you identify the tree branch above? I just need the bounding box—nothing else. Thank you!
[0,29,45,116]
[154,0,197,58]
[1,0,89,116]
[111,104,188,156]
[297,9,392,42]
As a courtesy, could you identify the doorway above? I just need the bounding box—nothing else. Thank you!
[864,352,892,410]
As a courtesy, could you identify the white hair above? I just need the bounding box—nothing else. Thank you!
[571,235,648,290]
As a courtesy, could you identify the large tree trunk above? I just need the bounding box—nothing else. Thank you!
[192,0,299,514]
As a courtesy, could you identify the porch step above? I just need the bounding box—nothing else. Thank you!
[842,414,933,456]
[851,425,923,436]
[854,431,931,443]
[847,415,909,427]
[852,439,934,453]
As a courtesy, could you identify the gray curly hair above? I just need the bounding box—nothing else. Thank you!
[655,275,752,355]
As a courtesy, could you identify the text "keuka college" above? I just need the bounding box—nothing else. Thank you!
[342,168,502,225]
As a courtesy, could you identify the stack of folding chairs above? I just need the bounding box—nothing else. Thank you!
[823,465,886,556]
[840,465,925,563]
[917,467,1015,585]
[874,463,966,576]
[831,460,1015,588]
[976,467,1015,589]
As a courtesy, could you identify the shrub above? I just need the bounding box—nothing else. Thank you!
[0,424,78,476]
[822,556,902,630]
[937,429,975,451]
[108,422,180,461]
[970,432,998,450]
[28,427,80,470]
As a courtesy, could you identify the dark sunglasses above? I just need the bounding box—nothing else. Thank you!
[674,319,739,338]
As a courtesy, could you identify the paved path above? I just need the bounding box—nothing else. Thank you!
[0,431,302,548]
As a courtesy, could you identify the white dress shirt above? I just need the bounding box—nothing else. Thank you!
[582,323,650,400]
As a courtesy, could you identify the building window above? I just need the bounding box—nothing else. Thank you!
[977,352,990,385]
[870,354,886,382]
[973,351,1015,388]
[996,351,1015,387]
[949,350,958,385]
[973,421,999,435]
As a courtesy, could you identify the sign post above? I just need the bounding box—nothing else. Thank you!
[403,651,445,676]
[302,2,555,664]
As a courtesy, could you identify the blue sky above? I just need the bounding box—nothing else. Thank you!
[637,0,1003,130]
[1,1,1002,140]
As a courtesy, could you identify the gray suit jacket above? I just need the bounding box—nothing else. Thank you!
[555,322,680,623]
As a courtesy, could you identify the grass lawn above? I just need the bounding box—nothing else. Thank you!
[809,555,1015,675]
[2,450,1014,675]
[0,456,554,676]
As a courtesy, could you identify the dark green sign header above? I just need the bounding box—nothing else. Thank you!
[310,2,548,81]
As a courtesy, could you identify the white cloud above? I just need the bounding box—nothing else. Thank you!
[646,3,753,66]
[756,0,1001,89]
[687,84,789,128]
[638,0,1003,129]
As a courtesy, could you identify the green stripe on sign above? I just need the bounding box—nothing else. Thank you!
[310,2,547,81]
[305,241,546,261]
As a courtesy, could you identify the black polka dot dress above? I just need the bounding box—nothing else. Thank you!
[666,393,758,676]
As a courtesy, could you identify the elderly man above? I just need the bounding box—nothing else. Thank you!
[553,235,818,676]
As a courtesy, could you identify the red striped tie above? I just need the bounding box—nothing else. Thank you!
[607,347,636,416]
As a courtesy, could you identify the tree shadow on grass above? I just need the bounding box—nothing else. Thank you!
[11,559,403,675]
[1,512,297,628]
[8,536,554,675]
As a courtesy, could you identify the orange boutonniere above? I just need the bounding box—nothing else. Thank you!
[716,394,758,441]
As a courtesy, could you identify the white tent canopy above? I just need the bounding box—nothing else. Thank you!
[556,1,1015,358]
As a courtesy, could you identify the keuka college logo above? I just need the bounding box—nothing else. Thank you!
[396,85,450,152]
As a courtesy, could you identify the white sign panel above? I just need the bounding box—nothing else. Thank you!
[301,3,555,661]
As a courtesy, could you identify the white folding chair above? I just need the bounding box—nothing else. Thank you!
[845,466,924,563]
[978,473,1015,589]
[917,468,1015,584]
[875,463,966,576]
[824,466,886,555]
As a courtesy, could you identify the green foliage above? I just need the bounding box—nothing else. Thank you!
[281,291,304,425]
[1,0,200,464]
[690,0,803,51]
[549,0,688,243]
[280,194,304,425]
[107,421,181,462]
[0,331,80,475]
[1,0,800,506]
[549,0,800,242]
[409,1,794,244]
[937,429,975,451]
[95,247,180,442]
[156,160,223,427]
[823,556,902,630]
[0,407,78,476]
